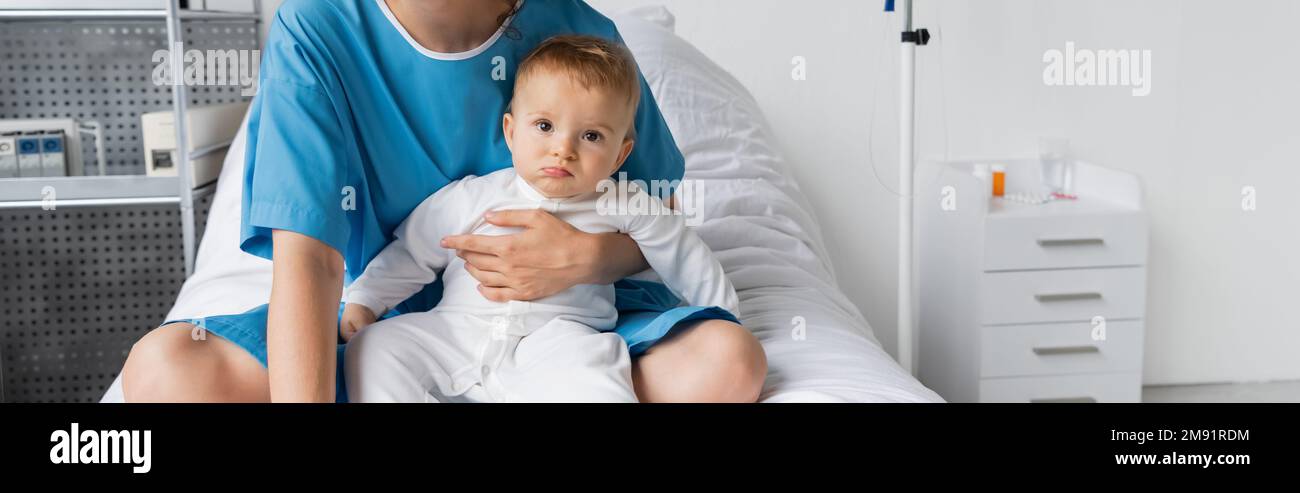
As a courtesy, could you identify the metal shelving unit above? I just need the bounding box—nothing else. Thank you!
[0,1,261,402]
[0,9,259,20]
[0,0,261,275]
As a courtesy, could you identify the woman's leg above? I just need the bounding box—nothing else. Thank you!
[631,320,767,403]
[121,323,270,402]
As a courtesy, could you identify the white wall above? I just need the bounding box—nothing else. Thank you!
[591,0,1300,385]
[249,0,1299,385]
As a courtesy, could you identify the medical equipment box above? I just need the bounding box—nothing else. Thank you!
[0,133,16,178]
[0,119,88,178]
[16,133,43,177]
[40,131,67,177]
[142,101,249,189]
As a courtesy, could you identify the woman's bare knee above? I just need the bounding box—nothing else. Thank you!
[633,319,767,403]
[122,323,267,402]
[688,320,767,402]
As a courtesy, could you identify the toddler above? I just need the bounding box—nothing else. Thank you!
[341,35,738,403]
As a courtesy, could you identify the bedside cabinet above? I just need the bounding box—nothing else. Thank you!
[916,159,1148,403]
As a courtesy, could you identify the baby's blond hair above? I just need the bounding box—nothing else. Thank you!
[513,35,641,138]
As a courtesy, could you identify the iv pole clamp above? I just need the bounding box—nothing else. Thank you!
[902,28,931,45]
[887,0,931,44]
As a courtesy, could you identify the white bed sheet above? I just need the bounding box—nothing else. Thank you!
[100,6,942,403]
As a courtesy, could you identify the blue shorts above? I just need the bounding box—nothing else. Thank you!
[164,280,738,403]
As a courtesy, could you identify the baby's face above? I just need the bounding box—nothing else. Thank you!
[503,72,636,199]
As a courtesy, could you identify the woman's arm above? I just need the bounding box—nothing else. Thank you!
[267,229,345,402]
[442,209,648,302]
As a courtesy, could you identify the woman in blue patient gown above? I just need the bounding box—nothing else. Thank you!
[121,0,766,402]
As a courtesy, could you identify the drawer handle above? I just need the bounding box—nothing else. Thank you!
[1030,397,1098,403]
[1034,292,1102,302]
[1037,237,1105,247]
[1032,345,1100,356]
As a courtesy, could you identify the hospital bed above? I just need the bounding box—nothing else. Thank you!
[100,7,942,403]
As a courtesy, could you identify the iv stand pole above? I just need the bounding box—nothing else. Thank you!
[895,0,929,375]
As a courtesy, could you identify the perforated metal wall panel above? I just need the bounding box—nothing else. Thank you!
[0,192,212,402]
[1,16,249,402]
[0,18,256,174]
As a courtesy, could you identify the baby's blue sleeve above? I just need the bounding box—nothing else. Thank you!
[239,7,354,260]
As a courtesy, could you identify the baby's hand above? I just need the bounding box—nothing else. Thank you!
[340,303,378,342]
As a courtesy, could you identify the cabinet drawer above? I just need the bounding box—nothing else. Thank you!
[981,320,1143,377]
[979,373,1141,403]
[984,212,1146,271]
[980,267,1146,325]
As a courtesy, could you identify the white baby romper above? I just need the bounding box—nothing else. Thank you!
[343,168,739,403]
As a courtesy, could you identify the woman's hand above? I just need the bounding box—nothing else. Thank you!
[339,303,378,342]
[441,209,649,302]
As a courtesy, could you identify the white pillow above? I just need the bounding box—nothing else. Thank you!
[621,5,677,31]
[611,10,843,295]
